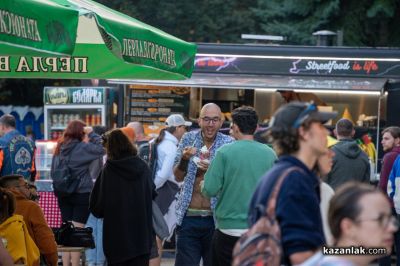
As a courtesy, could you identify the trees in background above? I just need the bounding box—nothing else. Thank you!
[97,0,400,46]
[97,0,261,43]
[334,0,400,46]
[253,0,340,45]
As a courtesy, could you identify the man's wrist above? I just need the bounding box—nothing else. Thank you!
[178,158,189,172]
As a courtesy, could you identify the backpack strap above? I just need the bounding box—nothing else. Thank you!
[148,141,159,180]
[265,166,304,218]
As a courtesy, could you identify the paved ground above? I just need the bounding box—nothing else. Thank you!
[160,251,175,266]
[160,258,175,266]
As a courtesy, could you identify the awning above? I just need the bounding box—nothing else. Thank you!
[0,0,196,80]
[109,73,387,92]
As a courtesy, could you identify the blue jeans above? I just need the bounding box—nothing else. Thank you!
[85,214,106,266]
[175,216,214,266]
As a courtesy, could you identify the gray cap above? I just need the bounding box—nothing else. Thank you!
[269,101,337,131]
[165,114,192,127]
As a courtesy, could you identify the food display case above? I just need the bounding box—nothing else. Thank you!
[44,86,117,140]
[35,140,57,181]
[34,140,62,228]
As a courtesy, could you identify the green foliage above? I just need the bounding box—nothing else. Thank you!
[333,0,400,46]
[97,0,261,43]
[252,0,340,45]
[95,0,400,46]
[367,0,396,17]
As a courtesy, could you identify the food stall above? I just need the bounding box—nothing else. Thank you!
[110,43,400,175]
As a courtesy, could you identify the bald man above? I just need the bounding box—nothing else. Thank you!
[126,121,151,161]
[173,103,233,266]
[126,121,147,142]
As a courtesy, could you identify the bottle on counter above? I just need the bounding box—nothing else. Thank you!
[96,114,101,125]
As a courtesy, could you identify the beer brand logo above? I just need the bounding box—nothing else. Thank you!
[47,88,68,104]
[72,88,103,104]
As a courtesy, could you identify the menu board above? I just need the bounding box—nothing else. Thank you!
[128,85,190,124]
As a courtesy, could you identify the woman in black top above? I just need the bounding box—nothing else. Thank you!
[90,128,155,266]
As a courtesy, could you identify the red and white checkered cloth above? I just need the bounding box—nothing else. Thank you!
[38,192,62,228]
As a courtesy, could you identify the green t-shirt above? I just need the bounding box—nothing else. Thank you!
[202,139,277,229]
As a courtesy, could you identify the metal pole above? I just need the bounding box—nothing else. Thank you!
[117,83,125,127]
[375,87,384,177]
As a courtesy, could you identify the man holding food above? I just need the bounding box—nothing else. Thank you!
[173,103,232,266]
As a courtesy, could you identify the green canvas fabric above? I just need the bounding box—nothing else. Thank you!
[0,0,196,79]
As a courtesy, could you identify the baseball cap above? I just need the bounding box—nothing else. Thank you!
[165,114,192,127]
[269,101,337,132]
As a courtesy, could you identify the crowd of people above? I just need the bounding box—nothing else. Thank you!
[0,101,399,266]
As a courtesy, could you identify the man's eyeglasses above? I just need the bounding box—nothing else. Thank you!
[201,117,221,124]
[357,213,399,229]
[292,103,317,128]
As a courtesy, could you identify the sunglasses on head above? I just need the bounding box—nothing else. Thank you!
[292,103,317,129]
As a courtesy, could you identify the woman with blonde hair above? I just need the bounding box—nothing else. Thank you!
[90,128,155,266]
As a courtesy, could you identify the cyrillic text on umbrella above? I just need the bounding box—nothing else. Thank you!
[122,38,176,67]
[0,9,41,42]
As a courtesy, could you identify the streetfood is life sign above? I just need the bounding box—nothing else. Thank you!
[289,60,380,75]
[44,87,104,105]
[194,55,400,78]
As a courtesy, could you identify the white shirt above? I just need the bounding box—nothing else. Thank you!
[154,131,179,189]
[320,182,334,245]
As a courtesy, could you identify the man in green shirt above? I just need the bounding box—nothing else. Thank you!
[201,106,277,266]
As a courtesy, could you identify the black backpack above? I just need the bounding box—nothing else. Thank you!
[51,152,80,197]
[147,140,158,181]
[137,141,150,162]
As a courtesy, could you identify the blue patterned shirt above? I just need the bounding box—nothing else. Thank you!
[174,130,233,225]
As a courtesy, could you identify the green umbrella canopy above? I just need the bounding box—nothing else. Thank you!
[0,0,196,79]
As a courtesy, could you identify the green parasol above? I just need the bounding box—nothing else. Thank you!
[0,0,196,79]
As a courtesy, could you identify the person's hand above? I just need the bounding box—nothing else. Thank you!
[197,159,210,171]
[83,126,93,135]
[82,134,89,143]
[182,147,197,160]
